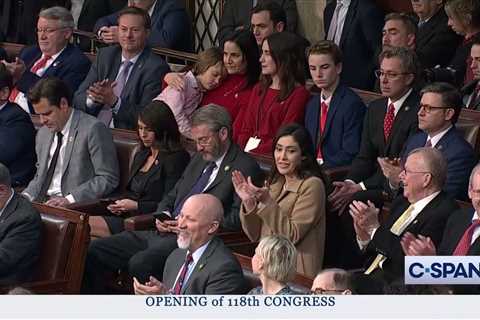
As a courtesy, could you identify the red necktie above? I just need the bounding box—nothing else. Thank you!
[425,139,432,148]
[383,103,395,141]
[172,253,193,294]
[317,101,328,159]
[453,219,480,256]
[9,55,52,102]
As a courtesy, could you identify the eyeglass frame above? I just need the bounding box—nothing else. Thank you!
[35,27,68,35]
[374,69,412,80]
[310,287,346,295]
[418,103,453,114]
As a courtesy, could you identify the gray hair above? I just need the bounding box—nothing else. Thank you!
[191,104,232,137]
[407,147,447,190]
[468,164,480,189]
[379,46,418,77]
[0,163,11,187]
[315,268,352,291]
[256,235,297,283]
[39,6,74,29]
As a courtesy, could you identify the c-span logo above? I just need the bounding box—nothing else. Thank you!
[405,256,480,284]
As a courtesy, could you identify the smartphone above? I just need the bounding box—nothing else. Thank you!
[153,211,174,222]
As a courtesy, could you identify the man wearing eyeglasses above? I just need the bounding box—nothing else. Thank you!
[382,82,475,201]
[350,147,458,284]
[461,39,480,110]
[82,105,262,293]
[311,268,353,295]
[328,47,420,269]
[0,6,91,114]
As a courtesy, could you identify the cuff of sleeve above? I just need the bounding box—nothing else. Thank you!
[112,97,121,114]
[65,194,75,204]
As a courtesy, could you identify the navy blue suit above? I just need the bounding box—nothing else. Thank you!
[0,102,35,187]
[94,0,193,52]
[401,127,476,201]
[324,0,384,90]
[15,44,91,112]
[305,84,366,168]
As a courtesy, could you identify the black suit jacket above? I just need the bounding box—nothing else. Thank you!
[0,193,42,286]
[438,208,480,256]
[0,102,36,187]
[73,45,170,130]
[156,143,263,231]
[126,148,190,214]
[366,192,458,283]
[163,237,247,294]
[347,91,420,189]
[324,0,384,90]
[461,79,480,110]
[415,8,462,69]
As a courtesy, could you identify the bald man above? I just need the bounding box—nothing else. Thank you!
[133,194,247,295]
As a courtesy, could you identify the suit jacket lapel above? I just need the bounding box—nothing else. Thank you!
[405,193,443,232]
[39,130,55,181]
[339,0,357,48]
[127,149,150,185]
[323,86,342,137]
[309,95,321,147]
[61,110,80,177]
[205,144,237,192]
[385,92,416,151]
[0,194,19,222]
[44,45,72,76]
[121,49,147,99]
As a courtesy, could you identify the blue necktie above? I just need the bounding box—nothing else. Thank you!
[172,162,216,217]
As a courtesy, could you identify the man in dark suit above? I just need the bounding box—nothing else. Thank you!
[74,6,169,130]
[218,0,298,45]
[0,64,35,188]
[384,82,475,201]
[304,40,366,168]
[350,147,457,284]
[82,105,262,292]
[0,163,42,286]
[462,40,480,110]
[94,0,192,52]
[328,47,420,268]
[22,77,119,207]
[1,6,91,114]
[324,0,384,90]
[412,0,462,69]
[0,48,6,61]
[133,193,247,295]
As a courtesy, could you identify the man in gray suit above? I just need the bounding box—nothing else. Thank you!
[0,163,42,286]
[73,6,170,130]
[23,77,119,207]
[133,194,247,295]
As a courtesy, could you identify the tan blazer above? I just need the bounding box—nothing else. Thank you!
[240,176,326,278]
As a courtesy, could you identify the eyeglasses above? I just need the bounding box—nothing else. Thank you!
[310,288,346,295]
[36,27,66,35]
[193,133,217,146]
[374,70,411,80]
[419,104,452,113]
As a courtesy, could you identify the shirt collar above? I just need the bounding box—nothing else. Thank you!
[43,46,67,60]
[185,71,199,90]
[320,93,332,106]
[189,239,212,265]
[410,191,441,214]
[337,0,351,7]
[213,147,228,169]
[0,101,7,111]
[388,88,413,115]
[121,52,142,64]
[148,0,157,17]
[428,125,452,147]
[0,189,14,218]
[60,109,74,137]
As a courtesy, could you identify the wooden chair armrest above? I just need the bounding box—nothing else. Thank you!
[124,214,156,231]
[66,199,111,216]
[324,165,351,182]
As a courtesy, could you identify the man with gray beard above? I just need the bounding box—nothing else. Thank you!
[133,194,247,294]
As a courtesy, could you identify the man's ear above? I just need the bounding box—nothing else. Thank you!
[0,86,10,100]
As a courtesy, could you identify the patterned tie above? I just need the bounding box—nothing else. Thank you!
[37,132,63,202]
[172,253,193,294]
[9,55,52,102]
[425,139,432,148]
[317,101,329,159]
[172,162,217,217]
[383,103,395,141]
[326,1,343,45]
[97,60,134,126]
[453,219,480,256]
[467,85,480,109]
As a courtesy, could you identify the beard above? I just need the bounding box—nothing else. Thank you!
[177,231,192,250]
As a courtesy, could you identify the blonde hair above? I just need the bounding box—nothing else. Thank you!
[257,235,297,283]
[192,47,223,76]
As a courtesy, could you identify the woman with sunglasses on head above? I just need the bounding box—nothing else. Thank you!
[233,123,325,278]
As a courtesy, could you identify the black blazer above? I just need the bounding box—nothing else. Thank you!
[461,79,480,110]
[366,192,458,283]
[438,207,480,256]
[324,0,384,90]
[416,8,462,69]
[347,91,420,189]
[126,148,190,214]
[163,237,247,294]
[0,102,36,187]
[156,143,263,231]
[0,193,42,286]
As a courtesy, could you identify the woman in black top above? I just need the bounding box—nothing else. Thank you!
[89,101,190,238]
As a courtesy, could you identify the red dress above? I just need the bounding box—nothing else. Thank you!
[234,84,310,155]
[201,74,254,121]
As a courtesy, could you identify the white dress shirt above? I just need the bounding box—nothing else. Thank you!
[15,47,66,113]
[427,125,452,148]
[71,0,85,28]
[327,0,351,45]
[470,211,480,245]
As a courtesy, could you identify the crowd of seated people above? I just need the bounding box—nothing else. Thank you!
[1,0,480,295]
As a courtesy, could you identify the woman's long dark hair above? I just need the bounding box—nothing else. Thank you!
[269,123,327,185]
[223,30,261,88]
[138,100,184,153]
[259,32,306,101]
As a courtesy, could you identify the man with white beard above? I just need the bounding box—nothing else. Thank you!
[133,194,247,294]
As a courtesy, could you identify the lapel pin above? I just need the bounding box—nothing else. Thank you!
[69,136,74,143]
[53,61,59,67]
[198,263,205,270]
[155,160,158,165]
[224,166,230,172]
[437,145,443,150]
[412,220,418,225]
[405,106,410,111]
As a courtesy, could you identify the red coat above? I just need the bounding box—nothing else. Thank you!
[234,84,310,155]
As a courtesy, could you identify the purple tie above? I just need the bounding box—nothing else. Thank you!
[172,253,193,294]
